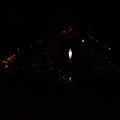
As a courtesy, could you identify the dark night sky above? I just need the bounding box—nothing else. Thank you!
[0,2,120,59]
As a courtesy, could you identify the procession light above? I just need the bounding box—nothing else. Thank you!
[68,48,72,60]
[82,40,84,43]
[5,65,8,69]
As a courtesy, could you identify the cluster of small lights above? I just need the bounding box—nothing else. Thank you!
[2,55,16,64]
[59,76,75,84]
[87,29,111,51]
[2,55,16,69]
[78,42,119,79]
[61,26,74,36]
[3,40,60,75]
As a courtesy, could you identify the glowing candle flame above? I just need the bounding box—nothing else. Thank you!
[68,48,72,59]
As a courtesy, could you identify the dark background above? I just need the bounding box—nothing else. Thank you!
[0,2,120,59]
[1,2,120,119]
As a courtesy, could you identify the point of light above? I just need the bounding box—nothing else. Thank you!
[69,77,72,81]
[82,40,84,43]
[2,61,5,64]
[5,65,8,69]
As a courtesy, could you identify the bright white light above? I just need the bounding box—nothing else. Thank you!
[109,48,111,50]
[69,77,72,81]
[68,48,72,59]
[82,40,84,43]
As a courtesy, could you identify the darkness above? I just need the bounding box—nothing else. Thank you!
[1,2,120,119]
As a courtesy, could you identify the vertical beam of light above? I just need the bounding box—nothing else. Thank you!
[68,48,72,60]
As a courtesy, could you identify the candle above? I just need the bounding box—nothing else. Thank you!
[68,48,72,60]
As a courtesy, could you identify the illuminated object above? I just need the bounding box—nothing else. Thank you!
[7,58,11,61]
[5,65,8,69]
[68,48,72,60]
[2,61,5,64]
[69,77,72,82]
[82,40,84,43]
[109,48,111,50]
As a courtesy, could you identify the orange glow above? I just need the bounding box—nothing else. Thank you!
[7,58,11,60]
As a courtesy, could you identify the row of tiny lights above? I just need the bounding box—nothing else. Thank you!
[87,29,111,51]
